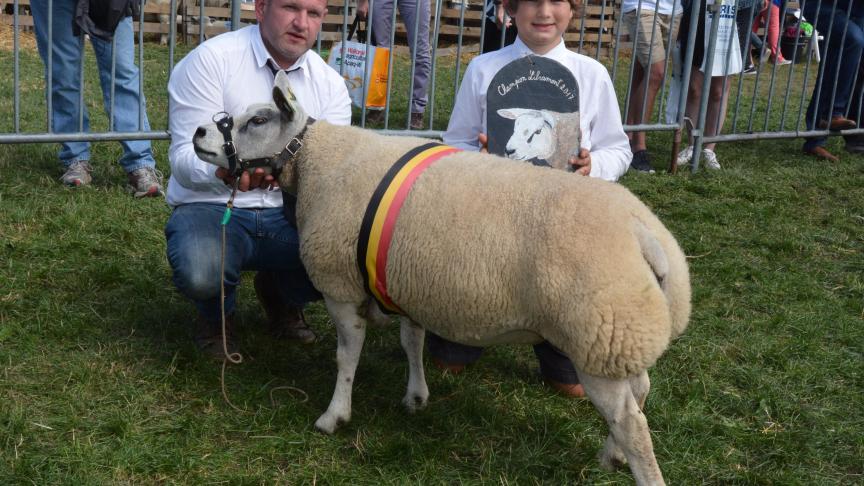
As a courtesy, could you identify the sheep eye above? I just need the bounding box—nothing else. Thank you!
[251,116,268,125]
[534,128,542,135]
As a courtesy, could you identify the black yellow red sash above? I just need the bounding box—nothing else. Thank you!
[357,142,461,314]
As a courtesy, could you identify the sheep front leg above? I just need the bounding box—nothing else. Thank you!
[399,318,429,412]
[578,372,664,486]
[315,298,367,434]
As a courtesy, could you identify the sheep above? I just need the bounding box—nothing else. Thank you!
[192,72,691,486]
[497,108,582,171]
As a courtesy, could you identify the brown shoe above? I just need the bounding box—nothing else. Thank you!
[544,379,586,399]
[803,146,839,162]
[431,357,465,375]
[253,272,317,343]
[410,112,425,130]
[193,313,238,359]
[817,115,857,131]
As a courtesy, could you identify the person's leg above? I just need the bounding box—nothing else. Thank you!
[425,332,485,371]
[90,17,157,173]
[533,341,584,397]
[398,0,431,117]
[702,76,730,154]
[165,204,249,323]
[248,208,322,307]
[766,4,783,62]
[30,0,91,167]
[370,0,395,48]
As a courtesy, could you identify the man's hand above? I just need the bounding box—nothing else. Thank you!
[215,167,279,191]
[478,133,490,153]
[569,148,591,176]
[357,0,369,20]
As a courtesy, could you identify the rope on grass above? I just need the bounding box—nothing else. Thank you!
[270,386,310,407]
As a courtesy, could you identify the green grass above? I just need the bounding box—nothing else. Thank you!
[1,38,863,484]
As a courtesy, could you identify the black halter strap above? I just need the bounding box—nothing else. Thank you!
[212,110,315,179]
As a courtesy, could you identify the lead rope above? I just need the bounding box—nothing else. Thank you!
[219,179,247,413]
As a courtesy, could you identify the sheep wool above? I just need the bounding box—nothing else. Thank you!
[287,122,691,379]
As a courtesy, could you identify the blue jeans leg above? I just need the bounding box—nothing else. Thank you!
[90,17,156,173]
[31,0,91,166]
[425,332,485,365]
[533,341,579,385]
[165,204,321,323]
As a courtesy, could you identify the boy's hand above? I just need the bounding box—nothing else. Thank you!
[478,133,489,153]
[569,148,591,176]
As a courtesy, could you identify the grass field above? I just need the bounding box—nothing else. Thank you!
[1,28,863,484]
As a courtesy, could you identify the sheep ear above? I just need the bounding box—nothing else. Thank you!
[272,72,297,122]
[498,108,537,120]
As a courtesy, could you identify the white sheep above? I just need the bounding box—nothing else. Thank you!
[192,73,691,486]
[497,108,582,171]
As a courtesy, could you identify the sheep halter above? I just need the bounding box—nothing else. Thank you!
[357,143,461,315]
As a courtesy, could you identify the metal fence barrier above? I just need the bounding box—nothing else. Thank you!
[1,0,861,173]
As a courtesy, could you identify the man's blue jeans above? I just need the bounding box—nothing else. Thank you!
[165,204,321,322]
[30,0,156,172]
[426,334,580,385]
[802,4,864,150]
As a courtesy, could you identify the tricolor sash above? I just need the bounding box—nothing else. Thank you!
[357,142,461,314]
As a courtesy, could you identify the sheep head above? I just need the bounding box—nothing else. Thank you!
[192,70,309,191]
[497,108,557,162]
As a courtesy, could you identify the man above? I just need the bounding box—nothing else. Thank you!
[801,0,864,161]
[164,0,351,356]
[357,0,431,129]
[30,0,163,196]
[622,0,683,173]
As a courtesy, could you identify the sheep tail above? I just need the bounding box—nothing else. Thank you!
[634,220,669,292]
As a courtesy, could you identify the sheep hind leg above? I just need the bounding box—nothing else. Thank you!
[315,298,367,434]
[578,371,665,486]
[399,318,429,412]
[598,370,652,471]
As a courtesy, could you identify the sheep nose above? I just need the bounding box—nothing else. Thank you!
[504,148,515,157]
[194,126,206,139]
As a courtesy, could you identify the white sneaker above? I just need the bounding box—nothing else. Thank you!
[676,146,694,166]
[702,148,721,170]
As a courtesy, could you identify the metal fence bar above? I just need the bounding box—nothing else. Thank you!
[4,0,864,162]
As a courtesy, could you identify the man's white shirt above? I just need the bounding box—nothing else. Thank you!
[166,25,351,208]
[444,37,632,182]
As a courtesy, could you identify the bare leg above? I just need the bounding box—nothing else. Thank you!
[315,297,367,434]
[579,371,665,486]
[399,318,429,412]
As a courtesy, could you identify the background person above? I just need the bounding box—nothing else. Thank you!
[800,0,864,161]
[436,0,631,398]
[30,0,163,196]
[622,0,684,173]
[357,0,431,129]
[164,0,351,357]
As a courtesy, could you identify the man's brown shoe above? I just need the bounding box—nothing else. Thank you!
[431,357,465,375]
[817,115,857,131]
[803,146,839,162]
[193,313,238,359]
[544,379,586,399]
[253,272,317,343]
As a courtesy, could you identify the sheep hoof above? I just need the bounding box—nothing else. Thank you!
[402,394,428,413]
[599,447,628,471]
[315,412,348,434]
